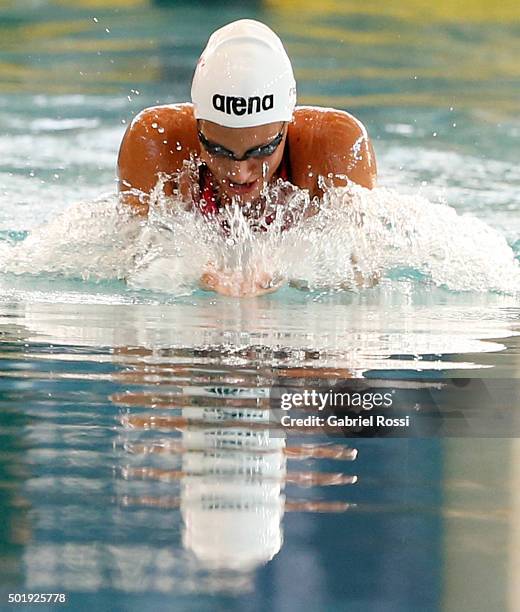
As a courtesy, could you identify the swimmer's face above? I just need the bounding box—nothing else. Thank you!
[197,120,288,204]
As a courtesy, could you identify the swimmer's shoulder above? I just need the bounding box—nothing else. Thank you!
[118,103,200,212]
[288,105,377,192]
[119,102,199,165]
[128,103,197,138]
[290,105,369,144]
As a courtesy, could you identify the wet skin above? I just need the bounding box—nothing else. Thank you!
[117,104,378,296]
[117,103,377,213]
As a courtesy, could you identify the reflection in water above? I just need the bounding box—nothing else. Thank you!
[0,304,516,607]
[116,380,357,572]
[1,298,517,373]
[0,408,31,592]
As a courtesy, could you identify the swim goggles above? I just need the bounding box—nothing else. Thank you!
[197,128,285,161]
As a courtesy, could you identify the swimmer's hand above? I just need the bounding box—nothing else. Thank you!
[200,265,283,297]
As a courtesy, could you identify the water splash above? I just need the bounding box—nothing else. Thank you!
[0,178,519,296]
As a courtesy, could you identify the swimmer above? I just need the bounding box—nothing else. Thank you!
[118,19,377,296]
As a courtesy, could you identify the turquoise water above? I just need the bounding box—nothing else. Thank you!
[1,1,520,611]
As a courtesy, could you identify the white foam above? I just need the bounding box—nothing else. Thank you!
[0,194,140,281]
[1,181,519,296]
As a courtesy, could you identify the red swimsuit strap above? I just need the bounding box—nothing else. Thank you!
[198,163,220,217]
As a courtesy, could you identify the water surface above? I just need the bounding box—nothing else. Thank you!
[1,1,519,611]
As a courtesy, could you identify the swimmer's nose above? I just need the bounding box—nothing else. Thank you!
[226,161,258,185]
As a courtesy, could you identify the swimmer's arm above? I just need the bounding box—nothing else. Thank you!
[290,108,377,197]
[117,105,199,215]
[117,110,169,215]
[315,110,377,193]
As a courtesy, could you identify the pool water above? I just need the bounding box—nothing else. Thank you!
[1,1,520,611]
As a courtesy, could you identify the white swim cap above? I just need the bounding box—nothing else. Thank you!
[191,19,297,128]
